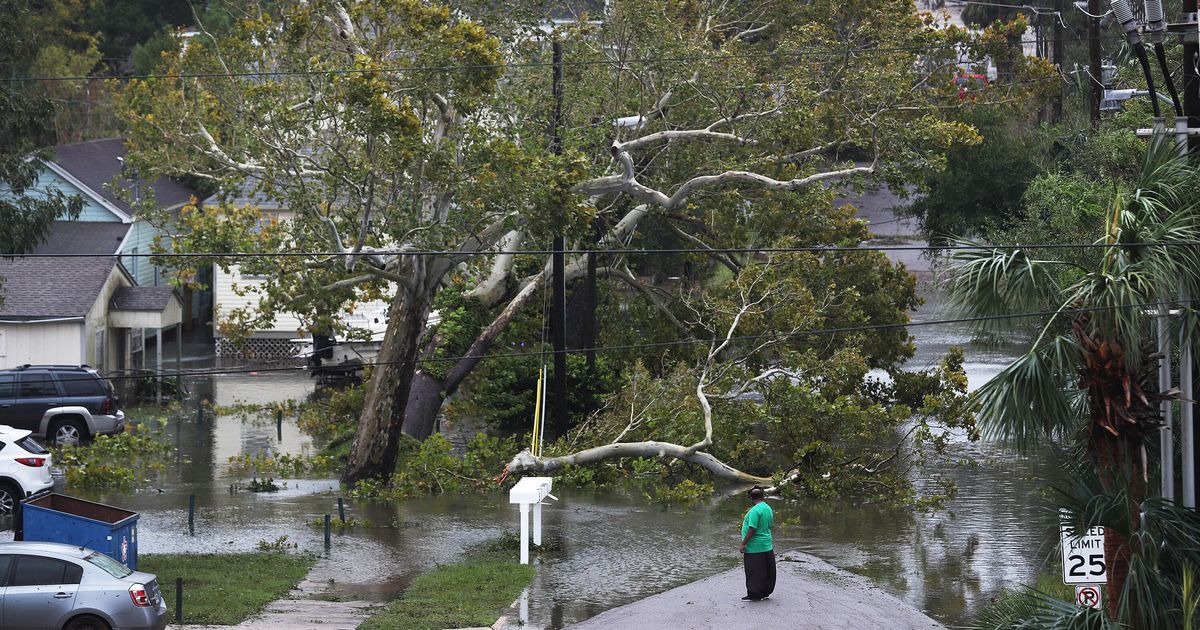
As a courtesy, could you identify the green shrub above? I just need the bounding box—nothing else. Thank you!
[349,432,523,500]
[227,452,337,478]
[297,382,364,442]
[54,423,172,489]
[651,479,714,506]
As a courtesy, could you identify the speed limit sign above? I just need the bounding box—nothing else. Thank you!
[1060,517,1106,585]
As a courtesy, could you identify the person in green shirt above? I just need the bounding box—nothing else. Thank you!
[739,485,775,601]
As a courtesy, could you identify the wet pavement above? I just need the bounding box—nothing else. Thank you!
[565,551,944,630]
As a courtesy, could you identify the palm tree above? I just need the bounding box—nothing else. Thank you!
[947,134,1200,622]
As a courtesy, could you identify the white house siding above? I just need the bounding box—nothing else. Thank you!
[213,264,306,338]
[83,267,135,373]
[0,321,84,369]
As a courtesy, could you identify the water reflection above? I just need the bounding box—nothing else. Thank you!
[0,283,1055,628]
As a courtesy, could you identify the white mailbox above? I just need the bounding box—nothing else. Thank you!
[509,477,554,565]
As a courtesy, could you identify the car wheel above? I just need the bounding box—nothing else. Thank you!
[64,615,111,630]
[0,481,18,515]
[50,418,88,447]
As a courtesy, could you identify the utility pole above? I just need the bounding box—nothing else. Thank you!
[584,223,597,369]
[1088,0,1103,124]
[1182,0,1199,508]
[550,41,569,441]
[1053,0,1065,121]
[1186,0,1200,153]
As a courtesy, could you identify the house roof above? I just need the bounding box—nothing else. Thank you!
[202,175,287,211]
[110,286,179,312]
[52,138,197,217]
[28,221,130,256]
[0,222,127,320]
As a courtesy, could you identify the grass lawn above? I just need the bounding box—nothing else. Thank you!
[139,552,314,625]
[359,543,536,630]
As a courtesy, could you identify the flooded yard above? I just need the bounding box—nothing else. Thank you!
[2,284,1057,629]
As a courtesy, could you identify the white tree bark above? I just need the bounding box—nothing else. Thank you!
[504,443,772,484]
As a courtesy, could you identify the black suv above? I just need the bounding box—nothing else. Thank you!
[0,366,126,446]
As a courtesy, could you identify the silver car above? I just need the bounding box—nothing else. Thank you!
[0,541,167,630]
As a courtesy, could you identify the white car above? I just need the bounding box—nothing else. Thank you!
[0,425,54,514]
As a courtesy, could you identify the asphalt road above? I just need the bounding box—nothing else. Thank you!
[565,552,945,630]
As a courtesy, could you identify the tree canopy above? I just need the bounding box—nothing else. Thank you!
[120,0,1055,486]
[0,0,83,265]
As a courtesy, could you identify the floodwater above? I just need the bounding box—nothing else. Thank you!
[2,284,1058,628]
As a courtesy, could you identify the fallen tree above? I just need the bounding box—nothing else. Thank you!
[500,255,979,504]
[120,0,1048,487]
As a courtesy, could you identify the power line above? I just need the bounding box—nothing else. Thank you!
[8,241,1200,259]
[57,297,1197,385]
[0,35,1128,84]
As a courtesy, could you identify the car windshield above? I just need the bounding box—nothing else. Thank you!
[84,552,132,578]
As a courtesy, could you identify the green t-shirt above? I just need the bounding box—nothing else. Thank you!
[741,501,774,553]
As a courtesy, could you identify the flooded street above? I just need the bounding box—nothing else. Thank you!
[3,282,1057,628]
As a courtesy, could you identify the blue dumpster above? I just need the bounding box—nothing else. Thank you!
[21,494,139,569]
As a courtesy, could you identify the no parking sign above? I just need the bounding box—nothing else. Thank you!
[1075,584,1102,609]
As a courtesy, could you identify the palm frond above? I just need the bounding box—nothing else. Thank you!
[945,242,1070,335]
[1132,132,1196,210]
[971,335,1081,451]
[1140,498,1200,560]
[1183,562,1199,630]
[969,587,1115,630]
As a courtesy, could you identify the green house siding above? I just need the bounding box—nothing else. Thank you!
[0,169,124,222]
[120,220,166,286]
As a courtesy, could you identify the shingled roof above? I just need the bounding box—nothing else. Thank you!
[0,222,128,320]
[28,221,130,256]
[110,286,178,312]
[202,175,287,211]
[52,138,196,217]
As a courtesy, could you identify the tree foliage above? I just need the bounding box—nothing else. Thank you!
[119,0,1055,485]
[907,107,1042,240]
[947,136,1200,618]
[0,0,83,271]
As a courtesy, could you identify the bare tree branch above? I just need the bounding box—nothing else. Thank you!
[505,443,772,484]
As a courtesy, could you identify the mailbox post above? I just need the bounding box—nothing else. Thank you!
[508,477,554,565]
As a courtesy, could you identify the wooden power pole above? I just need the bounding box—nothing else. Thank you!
[1053,0,1065,121]
[550,41,569,441]
[1088,0,1103,124]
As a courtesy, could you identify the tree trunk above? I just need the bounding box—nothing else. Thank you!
[342,262,435,484]
[400,369,446,440]
[1104,528,1131,620]
[1089,430,1145,622]
[398,271,551,440]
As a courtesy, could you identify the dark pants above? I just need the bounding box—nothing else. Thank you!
[743,549,776,599]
